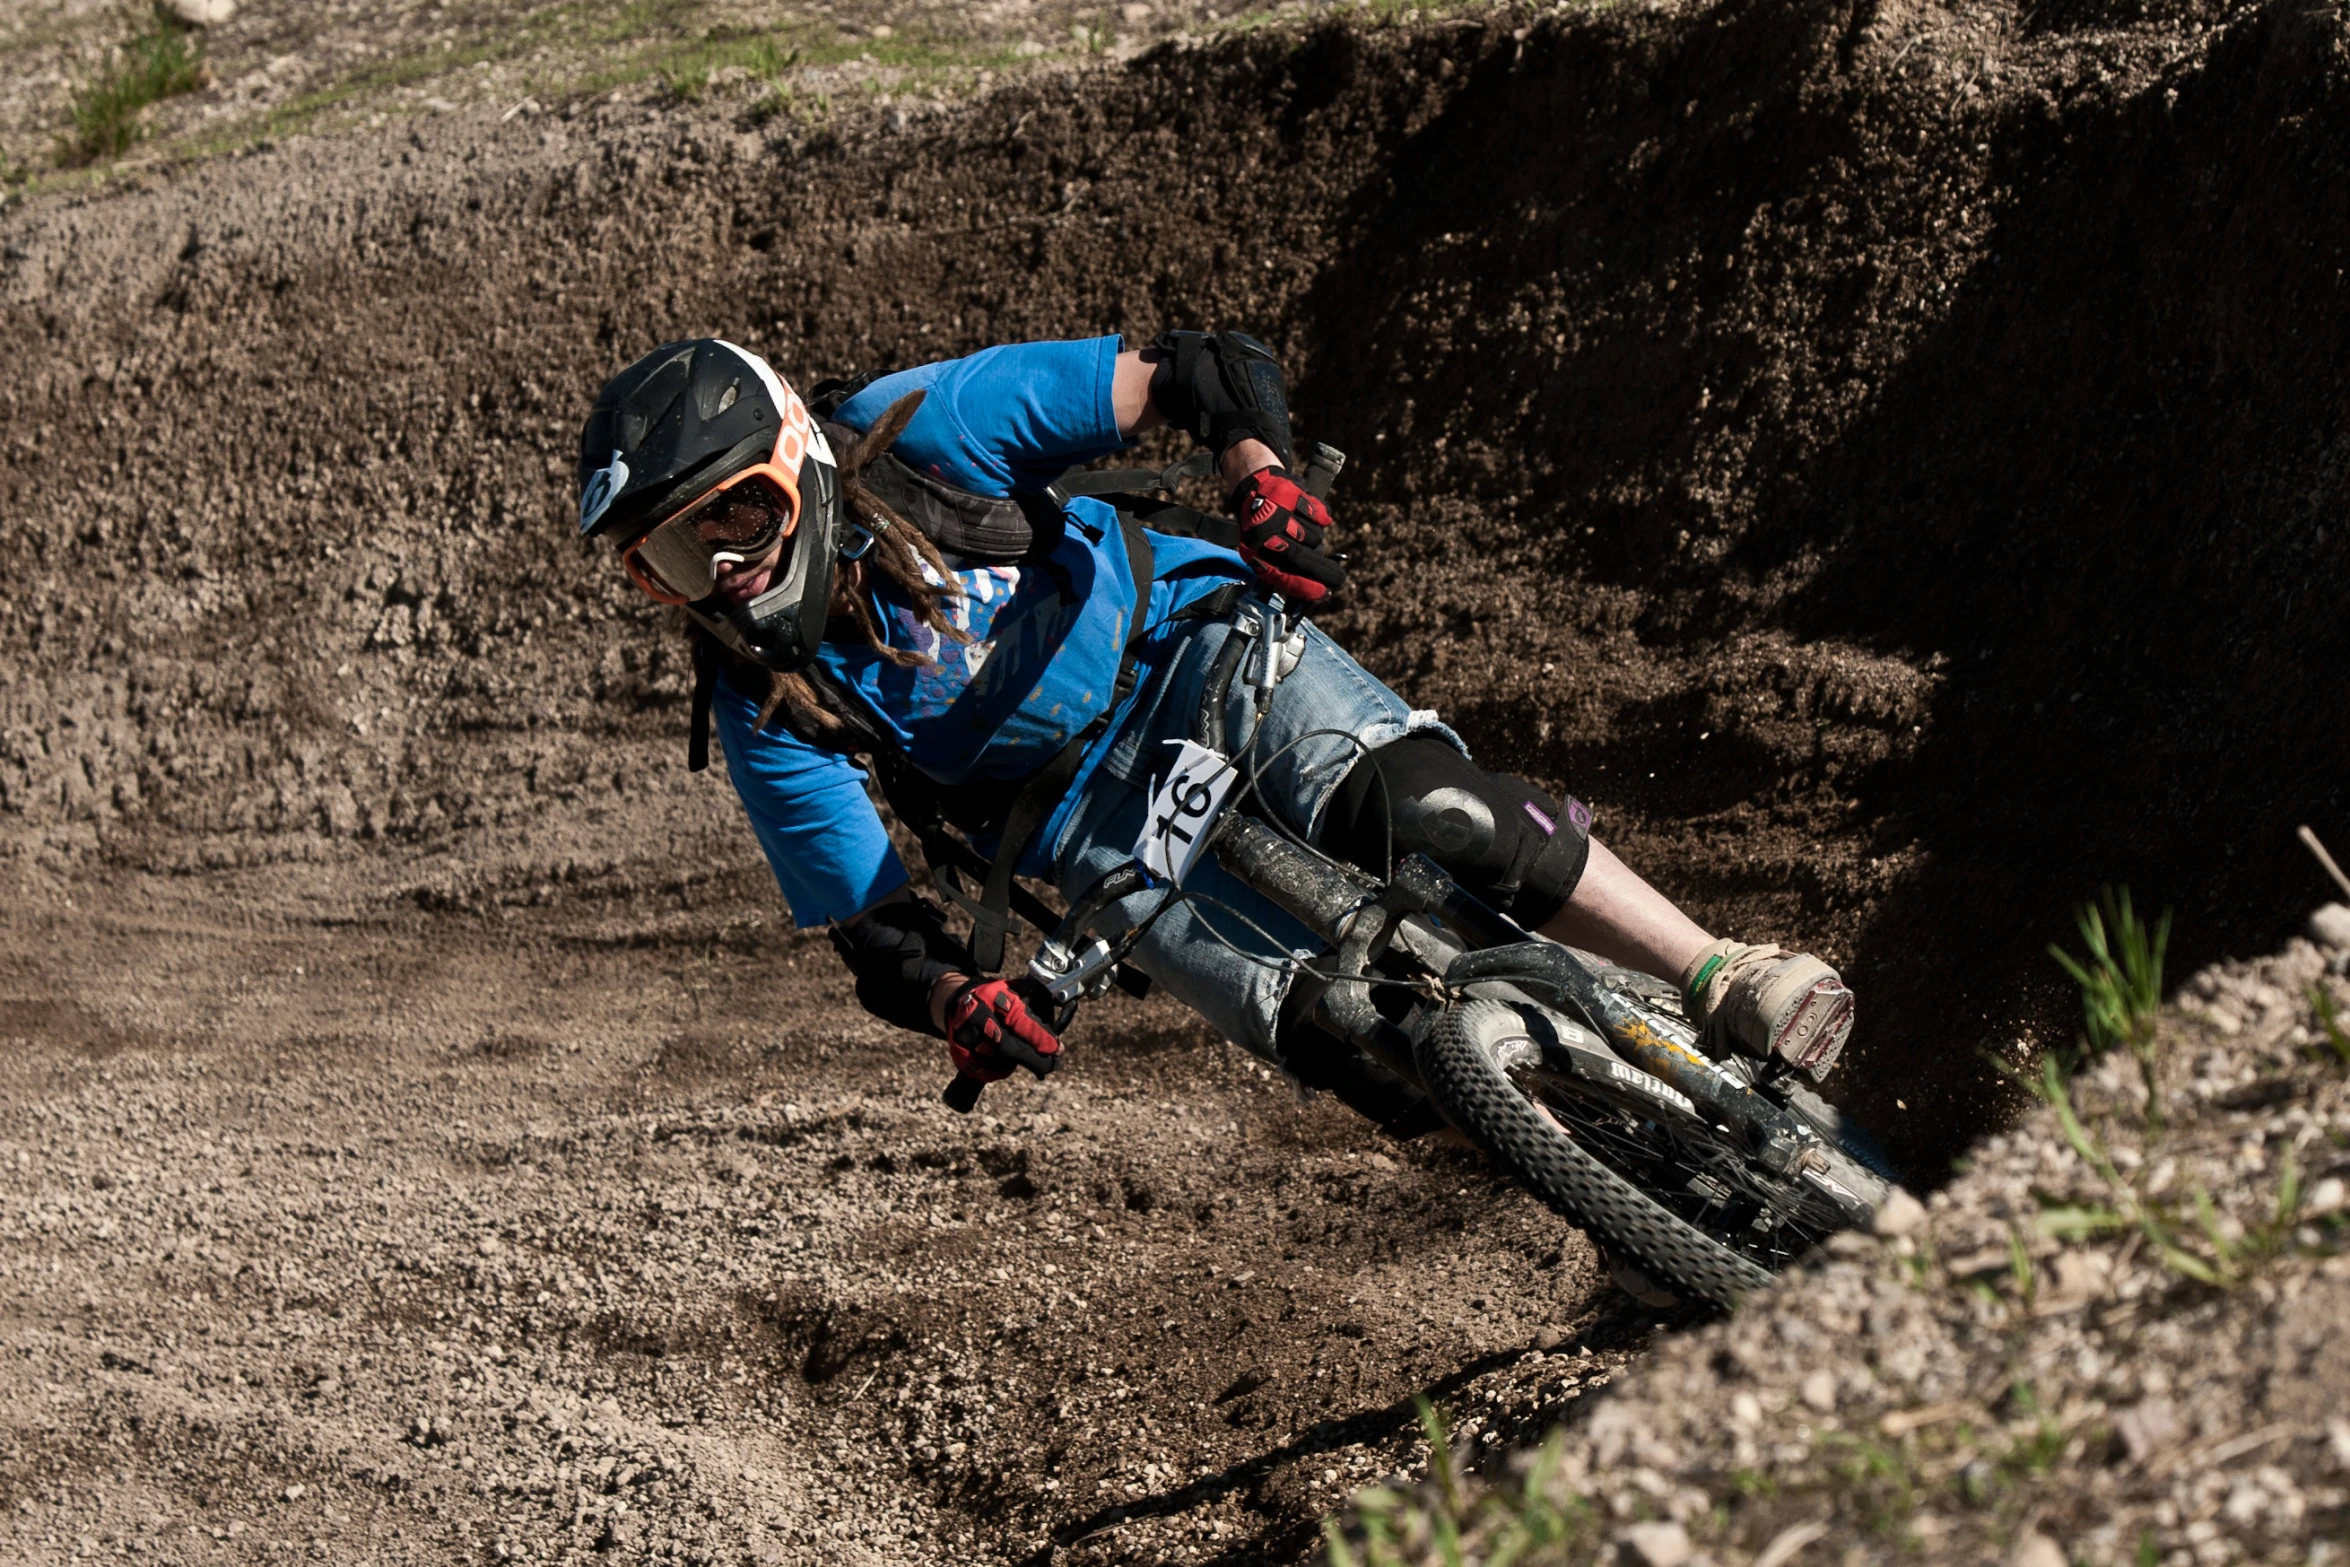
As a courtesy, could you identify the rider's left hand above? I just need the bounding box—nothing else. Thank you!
[1230,467,1345,606]
[943,977,1064,1083]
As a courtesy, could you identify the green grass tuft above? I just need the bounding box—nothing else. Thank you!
[2049,886,2170,1126]
[2049,887,2168,1055]
[1324,1401,1594,1566]
[2308,983,2350,1072]
[60,5,208,168]
[1821,1431,1918,1535]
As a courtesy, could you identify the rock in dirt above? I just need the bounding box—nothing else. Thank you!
[2308,902,2350,949]
[161,0,237,24]
[2111,1400,2181,1465]
[1870,1185,1926,1236]
[1617,1520,1692,1567]
[2007,1532,2068,1567]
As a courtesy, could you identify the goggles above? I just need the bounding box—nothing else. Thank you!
[621,462,802,606]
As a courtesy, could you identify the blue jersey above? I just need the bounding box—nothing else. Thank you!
[712,337,1248,926]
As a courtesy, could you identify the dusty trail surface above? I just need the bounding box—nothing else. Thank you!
[0,869,1645,1564]
[7,0,2350,1560]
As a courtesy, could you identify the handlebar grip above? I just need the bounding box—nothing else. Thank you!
[1298,441,1347,501]
[943,1072,986,1114]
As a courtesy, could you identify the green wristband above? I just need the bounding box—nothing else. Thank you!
[1686,952,1727,1012]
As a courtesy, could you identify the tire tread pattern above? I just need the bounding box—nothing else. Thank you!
[1419,998,1774,1309]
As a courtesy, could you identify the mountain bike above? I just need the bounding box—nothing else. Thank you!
[998,462,1896,1310]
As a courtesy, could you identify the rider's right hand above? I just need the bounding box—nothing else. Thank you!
[1230,467,1345,605]
[943,977,1064,1083]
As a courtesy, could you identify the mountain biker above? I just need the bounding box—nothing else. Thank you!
[572,333,1855,1109]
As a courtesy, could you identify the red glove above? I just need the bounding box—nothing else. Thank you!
[1230,467,1345,605]
[944,978,1064,1084]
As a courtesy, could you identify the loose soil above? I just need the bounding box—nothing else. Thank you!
[5,0,2349,1560]
[0,868,1653,1564]
[1351,914,2350,1566]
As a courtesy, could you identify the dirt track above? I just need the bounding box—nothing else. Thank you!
[0,867,1655,1564]
[6,0,2350,1560]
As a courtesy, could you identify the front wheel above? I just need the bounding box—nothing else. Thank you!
[1417,998,1865,1309]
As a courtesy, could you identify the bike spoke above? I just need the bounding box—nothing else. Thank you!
[1511,1065,1844,1273]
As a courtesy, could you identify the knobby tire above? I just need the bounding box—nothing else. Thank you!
[1418,998,1775,1310]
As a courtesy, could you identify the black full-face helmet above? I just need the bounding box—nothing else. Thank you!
[576,338,845,671]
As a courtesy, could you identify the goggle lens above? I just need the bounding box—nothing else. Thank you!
[696,489,790,554]
[620,469,799,605]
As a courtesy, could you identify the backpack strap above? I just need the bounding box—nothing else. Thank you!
[1049,455,1243,552]
[962,516,1157,974]
[1105,494,1240,551]
[868,751,1066,937]
[836,423,1058,562]
[687,632,718,774]
[815,374,1242,567]
[812,371,1057,564]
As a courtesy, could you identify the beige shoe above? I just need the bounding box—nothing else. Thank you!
[1681,938,1854,1080]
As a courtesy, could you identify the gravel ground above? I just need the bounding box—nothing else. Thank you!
[0,864,1669,1565]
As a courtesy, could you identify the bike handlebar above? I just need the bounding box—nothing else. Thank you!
[1299,441,1346,501]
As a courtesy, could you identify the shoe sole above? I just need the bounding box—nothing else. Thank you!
[1775,978,1855,1080]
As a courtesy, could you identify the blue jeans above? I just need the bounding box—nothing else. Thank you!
[1049,618,1462,1059]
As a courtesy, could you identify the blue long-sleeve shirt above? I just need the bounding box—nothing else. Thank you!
[712,336,1248,925]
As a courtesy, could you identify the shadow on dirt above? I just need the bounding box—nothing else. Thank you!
[1026,1301,1672,1567]
[1286,0,2350,1171]
[1771,0,2350,1129]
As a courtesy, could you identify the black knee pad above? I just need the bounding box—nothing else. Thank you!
[1318,733,1592,926]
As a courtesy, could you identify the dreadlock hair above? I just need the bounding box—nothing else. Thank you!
[716,390,973,752]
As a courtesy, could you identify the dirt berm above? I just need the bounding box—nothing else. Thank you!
[3,0,2349,1561]
[1336,913,2350,1565]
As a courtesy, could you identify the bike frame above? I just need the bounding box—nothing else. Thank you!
[1029,580,1835,1183]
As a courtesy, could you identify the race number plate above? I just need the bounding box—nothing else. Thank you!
[1135,740,1239,883]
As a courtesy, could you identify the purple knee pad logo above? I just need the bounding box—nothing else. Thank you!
[1523,798,1592,838]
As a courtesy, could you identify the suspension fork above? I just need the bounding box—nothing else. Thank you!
[1201,812,1421,1083]
[1403,862,1823,1176]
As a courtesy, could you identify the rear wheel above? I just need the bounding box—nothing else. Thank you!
[1417,998,1873,1308]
